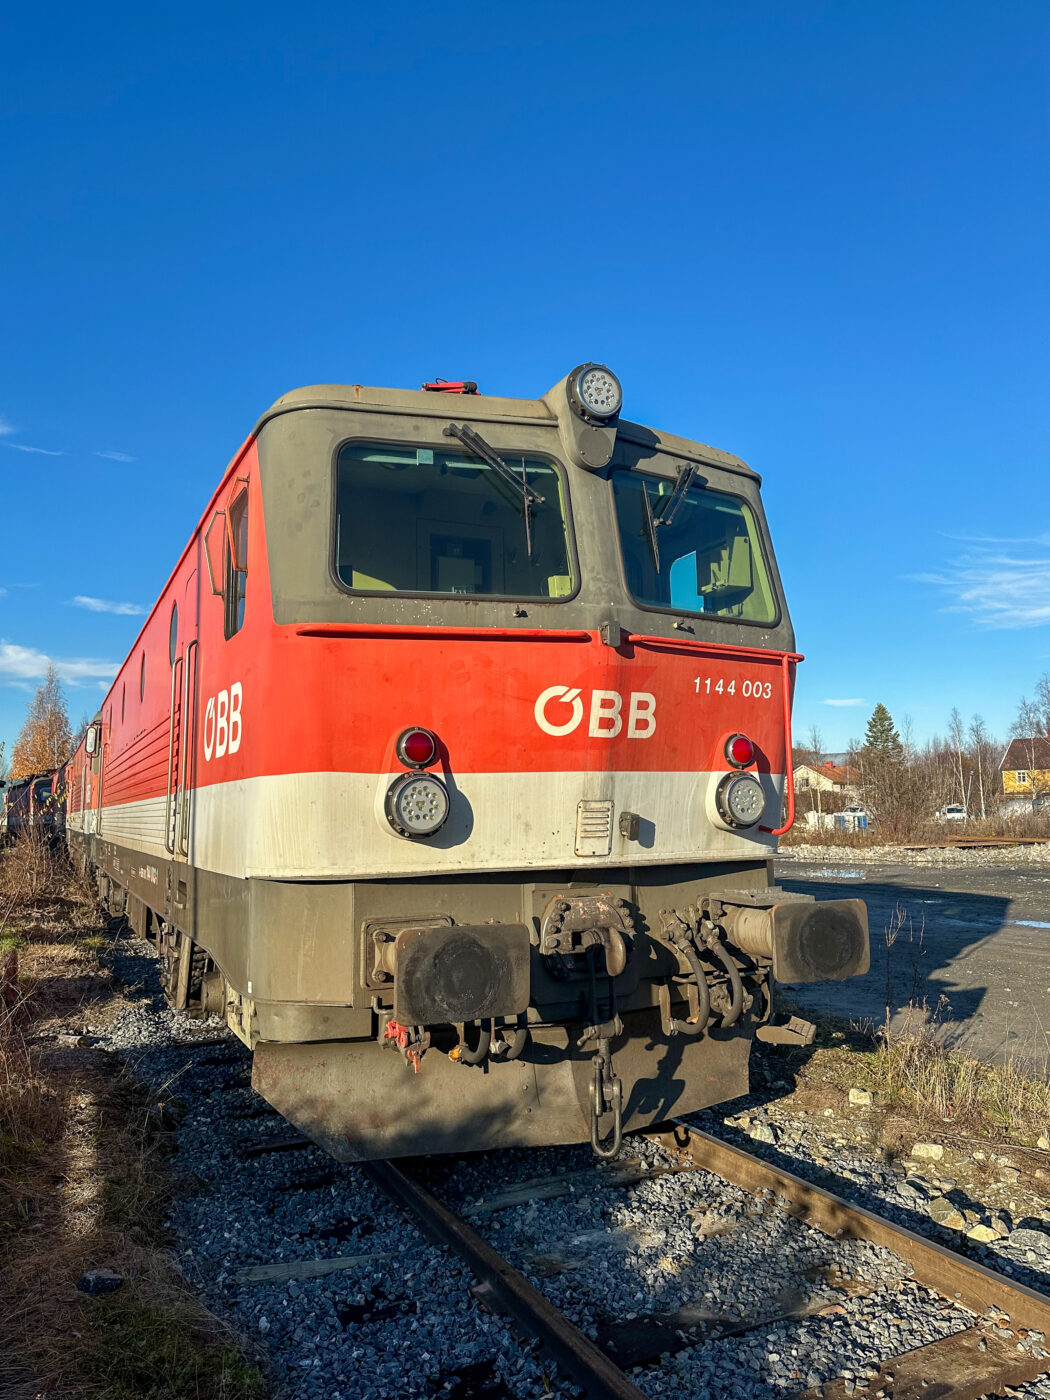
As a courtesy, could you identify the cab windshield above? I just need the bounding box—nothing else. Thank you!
[612,470,777,624]
[334,441,575,599]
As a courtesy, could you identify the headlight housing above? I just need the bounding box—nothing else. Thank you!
[715,772,766,829]
[385,772,450,839]
[567,363,622,423]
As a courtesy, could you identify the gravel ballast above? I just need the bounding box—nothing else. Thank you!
[778,841,1050,869]
[82,927,1050,1399]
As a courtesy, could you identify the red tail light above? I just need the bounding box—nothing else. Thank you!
[397,727,438,768]
[725,733,755,768]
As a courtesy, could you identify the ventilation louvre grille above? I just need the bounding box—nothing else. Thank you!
[575,799,614,857]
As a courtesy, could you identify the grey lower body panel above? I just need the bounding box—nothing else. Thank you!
[68,827,771,1029]
[71,827,770,1158]
[252,1012,753,1161]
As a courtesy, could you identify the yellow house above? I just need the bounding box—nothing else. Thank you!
[999,737,1050,797]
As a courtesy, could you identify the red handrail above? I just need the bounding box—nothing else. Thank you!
[294,624,592,643]
[759,651,797,836]
[625,633,803,665]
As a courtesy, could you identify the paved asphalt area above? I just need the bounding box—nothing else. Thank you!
[773,858,1050,1071]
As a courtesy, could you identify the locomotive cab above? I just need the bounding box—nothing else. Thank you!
[67,364,868,1161]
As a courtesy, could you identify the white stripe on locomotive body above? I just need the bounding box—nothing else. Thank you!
[70,770,783,881]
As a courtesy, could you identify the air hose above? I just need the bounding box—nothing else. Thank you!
[452,1019,492,1065]
[706,935,745,1028]
[666,936,711,1035]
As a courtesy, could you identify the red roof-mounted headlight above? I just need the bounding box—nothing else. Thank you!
[397,727,438,768]
[725,733,755,769]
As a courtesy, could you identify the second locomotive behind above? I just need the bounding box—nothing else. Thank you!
[66,364,868,1159]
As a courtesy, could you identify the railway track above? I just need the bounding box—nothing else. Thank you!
[901,836,1050,851]
[365,1124,1050,1400]
[90,935,1050,1400]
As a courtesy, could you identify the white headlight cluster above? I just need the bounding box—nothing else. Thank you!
[716,772,766,829]
[385,772,450,839]
[568,362,622,422]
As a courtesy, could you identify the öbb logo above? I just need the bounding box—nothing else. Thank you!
[203,683,243,761]
[534,686,656,739]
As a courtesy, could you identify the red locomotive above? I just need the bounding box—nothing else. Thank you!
[2,768,65,843]
[67,365,868,1159]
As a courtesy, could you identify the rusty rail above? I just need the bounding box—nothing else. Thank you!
[651,1121,1050,1396]
[363,1159,650,1400]
[246,1121,1050,1397]
[902,835,1050,850]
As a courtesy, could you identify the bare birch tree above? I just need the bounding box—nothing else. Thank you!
[948,707,966,807]
[967,714,993,817]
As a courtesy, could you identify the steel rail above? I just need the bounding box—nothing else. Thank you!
[363,1159,651,1400]
[651,1121,1050,1394]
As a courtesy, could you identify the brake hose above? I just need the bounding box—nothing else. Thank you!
[499,1016,529,1060]
[708,938,745,1028]
[454,1019,492,1066]
[666,937,711,1036]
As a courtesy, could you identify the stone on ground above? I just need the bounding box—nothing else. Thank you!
[910,1142,944,1162]
[76,1268,125,1295]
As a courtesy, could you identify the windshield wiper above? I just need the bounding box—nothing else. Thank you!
[654,463,697,528]
[640,482,660,573]
[640,463,697,574]
[444,422,544,555]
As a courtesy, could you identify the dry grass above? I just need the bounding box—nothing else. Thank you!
[782,901,1050,1145]
[781,809,1050,848]
[777,1008,1050,1153]
[868,1018,1050,1137]
[0,839,265,1400]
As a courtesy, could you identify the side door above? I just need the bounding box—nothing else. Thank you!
[165,595,184,858]
[177,559,201,859]
[165,559,201,862]
[93,713,108,836]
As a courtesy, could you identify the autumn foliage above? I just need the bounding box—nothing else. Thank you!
[9,665,74,781]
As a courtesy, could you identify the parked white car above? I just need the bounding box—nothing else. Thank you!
[938,804,968,822]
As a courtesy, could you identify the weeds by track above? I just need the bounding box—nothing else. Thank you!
[0,836,264,1400]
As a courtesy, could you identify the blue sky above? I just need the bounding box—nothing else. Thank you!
[2,1,1047,759]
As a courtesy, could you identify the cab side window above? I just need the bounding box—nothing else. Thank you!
[224,490,248,639]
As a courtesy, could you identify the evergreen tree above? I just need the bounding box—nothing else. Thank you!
[863,703,903,760]
[857,702,906,824]
[9,664,74,779]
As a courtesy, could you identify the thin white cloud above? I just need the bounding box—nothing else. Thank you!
[0,640,118,686]
[69,595,145,616]
[0,415,16,437]
[0,588,6,599]
[821,698,866,707]
[93,449,136,462]
[941,530,1050,548]
[5,442,64,456]
[912,542,1050,630]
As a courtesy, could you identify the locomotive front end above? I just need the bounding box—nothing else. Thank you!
[70,364,868,1163]
[226,366,869,1160]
